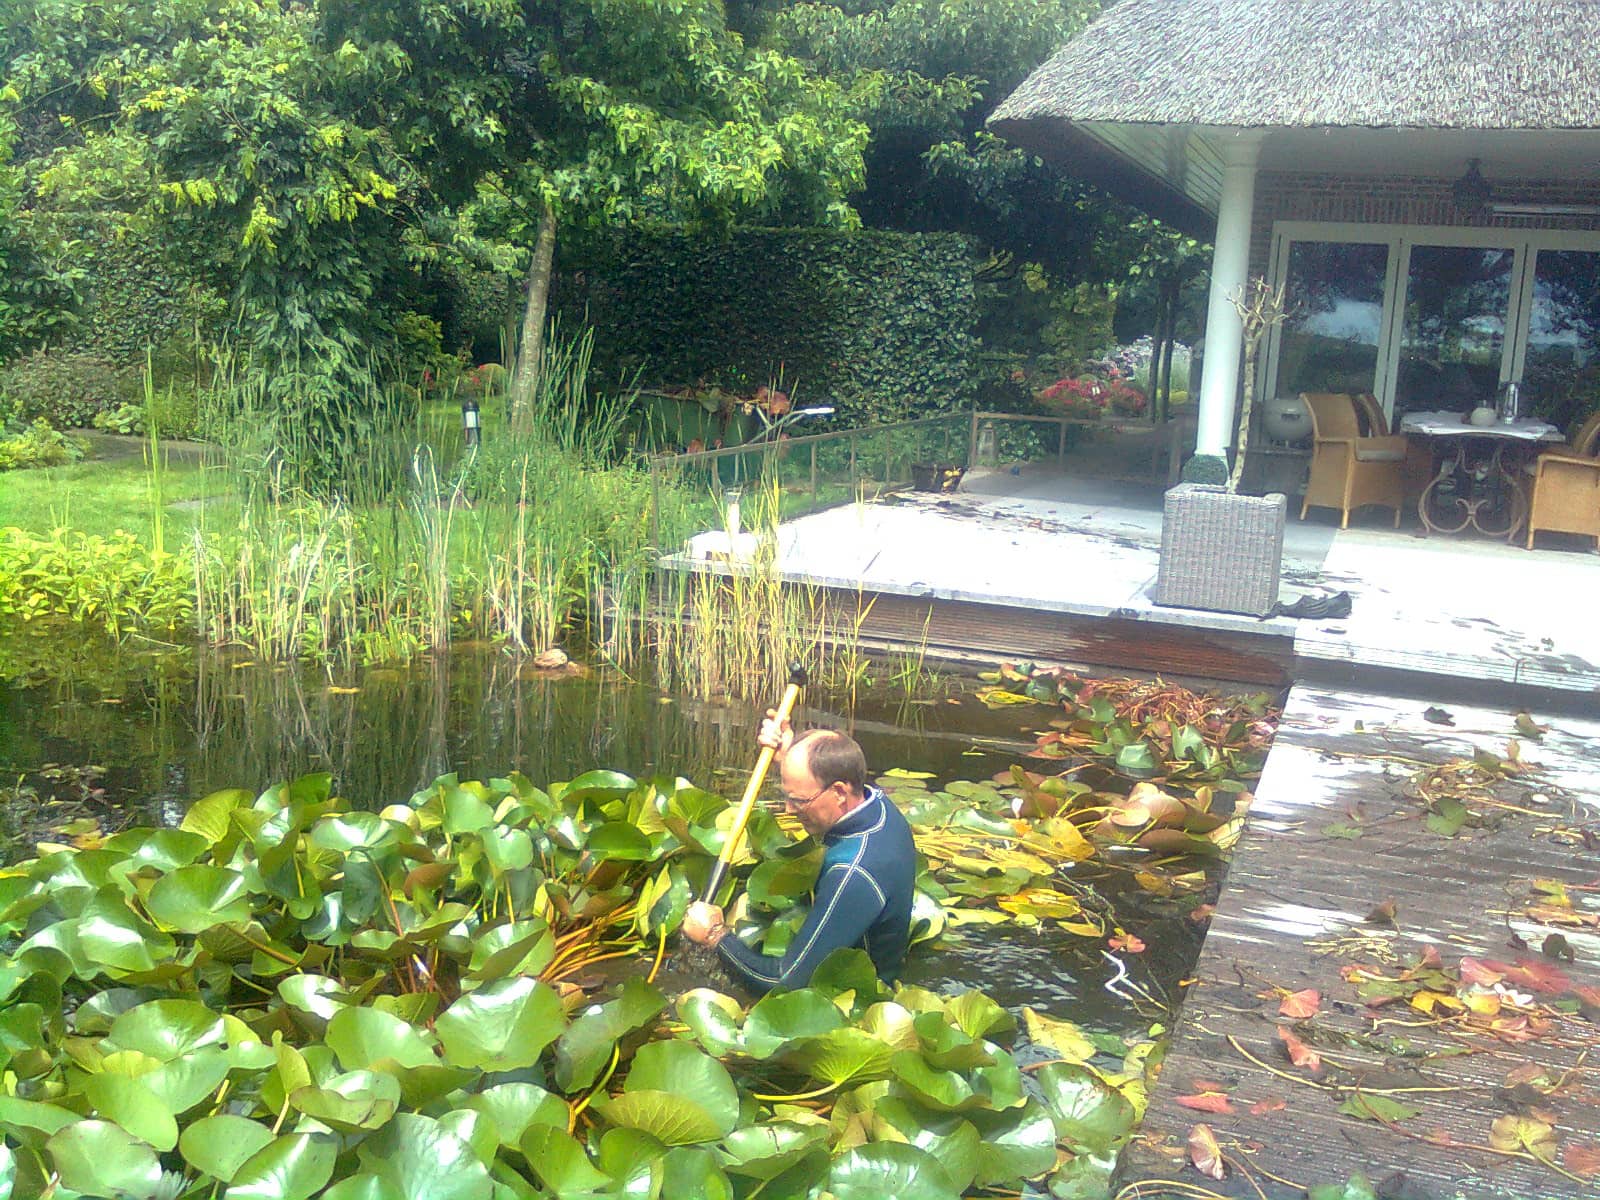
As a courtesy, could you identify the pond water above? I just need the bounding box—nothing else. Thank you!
[0,627,1214,1047]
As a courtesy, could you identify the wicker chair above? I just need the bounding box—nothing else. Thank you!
[1352,391,1434,505]
[1525,410,1600,550]
[1299,392,1407,528]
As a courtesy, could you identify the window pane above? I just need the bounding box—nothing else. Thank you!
[1276,242,1388,396]
[1394,245,1514,417]
[1523,249,1600,434]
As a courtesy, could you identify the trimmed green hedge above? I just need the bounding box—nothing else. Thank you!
[556,227,978,424]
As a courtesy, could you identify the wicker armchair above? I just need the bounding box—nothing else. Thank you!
[1352,391,1434,504]
[1525,410,1600,550]
[1299,392,1407,528]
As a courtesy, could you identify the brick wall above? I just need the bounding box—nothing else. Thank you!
[1249,172,1600,275]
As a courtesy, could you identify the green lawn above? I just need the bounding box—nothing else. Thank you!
[0,452,225,542]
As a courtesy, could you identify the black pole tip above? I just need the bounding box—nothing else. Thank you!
[787,662,808,687]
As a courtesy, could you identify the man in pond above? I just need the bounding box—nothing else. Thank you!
[682,715,915,994]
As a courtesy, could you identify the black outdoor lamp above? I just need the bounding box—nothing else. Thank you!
[461,395,481,448]
[1452,158,1492,213]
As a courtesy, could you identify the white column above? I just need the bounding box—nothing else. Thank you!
[1194,135,1261,460]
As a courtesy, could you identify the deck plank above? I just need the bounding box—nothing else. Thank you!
[1117,686,1600,1199]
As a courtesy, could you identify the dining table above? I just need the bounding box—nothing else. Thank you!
[1398,410,1565,540]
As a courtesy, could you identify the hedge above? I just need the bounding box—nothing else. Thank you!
[554,227,978,424]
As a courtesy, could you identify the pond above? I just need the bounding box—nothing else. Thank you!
[0,626,1265,1197]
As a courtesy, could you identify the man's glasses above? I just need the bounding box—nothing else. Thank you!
[784,782,835,808]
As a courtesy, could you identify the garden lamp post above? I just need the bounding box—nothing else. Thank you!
[461,396,481,449]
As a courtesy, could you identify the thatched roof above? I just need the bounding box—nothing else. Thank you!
[990,0,1600,134]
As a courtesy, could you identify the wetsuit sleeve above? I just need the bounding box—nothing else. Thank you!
[716,861,887,995]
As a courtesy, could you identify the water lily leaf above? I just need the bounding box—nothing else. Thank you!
[390,1063,478,1110]
[718,1123,828,1180]
[781,1027,895,1085]
[181,788,252,844]
[968,1099,1060,1185]
[289,1069,401,1132]
[86,1072,178,1151]
[326,1006,438,1071]
[1022,1008,1095,1063]
[746,854,822,910]
[743,989,845,1058]
[593,1090,732,1148]
[278,974,349,1033]
[889,1051,976,1111]
[1046,1149,1119,1199]
[466,919,554,983]
[437,976,565,1071]
[47,1119,164,1199]
[625,1040,740,1132]
[521,1125,613,1194]
[870,1098,982,1190]
[827,1142,960,1200]
[360,1113,494,1200]
[678,989,745,1057]
[442,786,495,835]
[227,1132,337,1200]
[1338,1093,1420,1123]
[104,828,211,871]
[597,1126,665,1194]
[78,898,175,975]
[586,822,653,861]
[1036,1062,1136,1152]
[321,1175,405,1200]
[146,865,253,932]
[806,949,881,1006]
[462,1083,568,1147]
[311,813,398,853]
[912,1012,991,1071]
[560,771,639,807]
[107,1000,225,1062]
[0,1095,79,1144]
[179,1115,275,1183]
[554,976,666,1091]
[945,991,1015,1040]
[481,826,535,873]
[663,1146,733,1200]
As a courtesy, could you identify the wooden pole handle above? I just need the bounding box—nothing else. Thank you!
[701,678,804,903]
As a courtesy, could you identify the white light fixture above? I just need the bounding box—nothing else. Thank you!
[1489,201,1600,217]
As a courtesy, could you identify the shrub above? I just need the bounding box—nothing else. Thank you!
[0,419,88,470]
[0,348,139,428]
[0,527,193,633]
[92,401,146,435]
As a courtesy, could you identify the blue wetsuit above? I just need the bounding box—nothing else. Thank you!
[717,785,915,995]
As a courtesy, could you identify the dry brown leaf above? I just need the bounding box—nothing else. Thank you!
[1175,1092,1236,1114]
[1278,989,1321,1019]
[1187,1123,1226,1181]
[1249,1098,1287,1115]
[1365,898,1398,926]
[1563,1142,1600,1179]
[1277,1025,1322,1073]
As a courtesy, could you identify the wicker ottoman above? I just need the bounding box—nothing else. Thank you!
[1155,484,1286,617]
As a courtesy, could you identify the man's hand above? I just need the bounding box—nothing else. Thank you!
[682,901,727,947]
[758,708,794,755]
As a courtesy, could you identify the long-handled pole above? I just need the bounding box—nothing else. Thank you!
[701,662,807,902]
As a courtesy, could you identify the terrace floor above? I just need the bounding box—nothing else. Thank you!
[684,464,1600,705]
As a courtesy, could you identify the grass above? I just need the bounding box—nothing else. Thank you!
[0,452,223,542]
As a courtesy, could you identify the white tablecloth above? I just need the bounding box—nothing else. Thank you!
[1400,410,1561,441]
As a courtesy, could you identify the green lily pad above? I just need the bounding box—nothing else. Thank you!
[77,899,175,976]
[663,1146,733,1200]
[310,813,398,853]
[743,989,844,1058]
[554,976,665,1091]
[142,1046,231,1113]
[806,948,881,1005]
[107,1000,225,1061]
[969,1099,1060,1185]
[593,1091,728,1146]
[178,1115,275,1183]
[597,1126,665,1193]
[465,920,554,983]
[359,1113,494,1200]
[521,1125,614,1194]
[678,989,745,1057]
[85,1072,178,1151]
[944,991,1016,1040]
[436,976,565,1071]
[827,1142,960,1200]
[780,1027,895,1085]
[46,1119,164,1199]
[1036,1062,1136,1153]
[289,1069,401,1132]
[587,822,654,860]
[870,1098,982,1190]
[718,1122,828,1180]
[180,788,252,844]
[326,1006,439,1071]
[227,1132,338,1200]
[1047,1150,1119,1199]
[746,854,821,910]
[593,1040,740,1145]
[146,865,253,932]
[321,1175,405,1200]
[462,1083,568,1148]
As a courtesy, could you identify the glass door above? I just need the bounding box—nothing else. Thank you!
[1274,241,1391,397]
[1390,244,1518,420]
[1519,248,1600,434]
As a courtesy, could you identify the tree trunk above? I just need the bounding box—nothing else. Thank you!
[509,197,557,435]
[1148,290,1168,425]
[1227,341,1258,494]
[1159,283,1178,422]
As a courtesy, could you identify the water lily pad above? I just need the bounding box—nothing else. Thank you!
[85,1072,178,1151]
[678,989,745,1057]
[780,1027,895,1085]
[746,854,821,910]
[597,1127,665,1194]
[107,1000,225,1061]
[436,976,565,1071]
[0,1095,79,1145]
[1036,1062,1136,1153]
[521,1126,613,1194]
[743,989,844,1058]
[179,1115,275,1183]
[77,898,175,976]
[869,1098,982,1190]
[944,992,1015,1040]
[969,1099,1060,1184]
[360,1113,494,1200]
[146,865,253,932]
[462,1083,568,1147]
[718,1123,828,1180]
[228,1132,337,1200]
[663,1146,733,1200]
[595,1090,731,1146]
[321,1175,405,1200]
[806,949,881,1005]
[827,1142,960,1200]
[1047,1149,1119,1199]
[289,1069,401,1132]
[466,919,554,983]
[46,1119,164,1199]
[587,822,654,861]
[618,1040,739,1134]
[180,788,252,844]
[326,1006,439,1071]
[311,813,399,853]
[554,977,666,1091]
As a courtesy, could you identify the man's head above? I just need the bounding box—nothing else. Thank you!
[778,729,867,838]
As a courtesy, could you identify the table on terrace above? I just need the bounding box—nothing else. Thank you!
[1399,410,1563,539]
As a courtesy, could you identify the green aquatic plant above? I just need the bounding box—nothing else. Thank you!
[0,768,1151,1199]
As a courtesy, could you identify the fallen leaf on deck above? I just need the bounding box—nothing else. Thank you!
[1175,1091,1235,1114]
[1187,1124,1226,1181]
[1489,956,1571,995]
[1108,933,1146,954]
[1514,711,1547,740]
[1422,706,1455,725]
[1250,1097,1287,1115]
[1489,1115,1558,1158]
[1459,957,1504,987]
[1365,898,1398,926]
[1339,1094,1421,1123]
[1279,989,1320,1018]
[1562,1142,1600,1179]
[1277,1026,1321,1072]
[1541,933,1575,963]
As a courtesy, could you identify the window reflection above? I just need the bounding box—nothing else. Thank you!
[1394,246,1514,418]
[1277,242,1388,397]
[1524,249,1600,434]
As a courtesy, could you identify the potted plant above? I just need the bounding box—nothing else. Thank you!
[1156,279,1291,617]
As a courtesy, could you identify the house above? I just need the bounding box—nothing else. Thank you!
[989,0,1600,476]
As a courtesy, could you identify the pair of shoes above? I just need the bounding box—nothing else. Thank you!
[1261,590,1353,620]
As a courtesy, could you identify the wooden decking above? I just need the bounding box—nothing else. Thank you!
[1117,685,1600,1198]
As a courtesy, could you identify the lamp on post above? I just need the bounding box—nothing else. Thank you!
[461,396,481,449]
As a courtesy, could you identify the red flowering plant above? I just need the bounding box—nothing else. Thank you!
[1034,370,1146,421]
